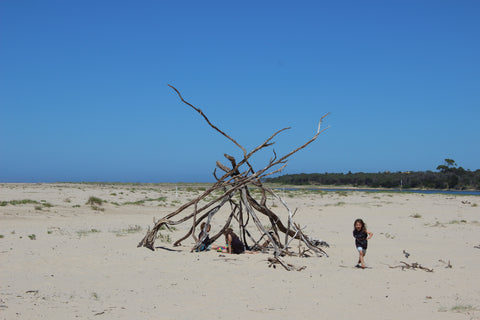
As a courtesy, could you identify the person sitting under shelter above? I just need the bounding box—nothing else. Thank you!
[196,222,212,252]
[223,228,245,254]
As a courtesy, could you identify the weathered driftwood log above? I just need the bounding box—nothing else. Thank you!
[267,257,307,271]
[388,261,434,272]
[138,85,329,267]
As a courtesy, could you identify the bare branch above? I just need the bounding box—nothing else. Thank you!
[168,84,248,156]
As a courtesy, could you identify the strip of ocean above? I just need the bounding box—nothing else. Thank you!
[278,188,480,196]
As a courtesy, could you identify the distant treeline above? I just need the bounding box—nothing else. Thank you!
[265,160,480,190]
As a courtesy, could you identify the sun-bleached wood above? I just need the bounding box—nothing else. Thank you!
[138,85,330,268]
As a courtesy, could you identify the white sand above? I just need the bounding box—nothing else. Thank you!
[1,183,479,319]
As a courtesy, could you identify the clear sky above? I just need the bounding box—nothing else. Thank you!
[1,1,479,183]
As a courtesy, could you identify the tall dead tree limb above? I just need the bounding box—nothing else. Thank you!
[138,85,330,264]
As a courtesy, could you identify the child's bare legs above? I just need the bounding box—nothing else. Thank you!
[357,247,366,268]
[359,251,365,268]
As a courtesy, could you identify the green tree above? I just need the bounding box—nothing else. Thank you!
[437,158,457,173]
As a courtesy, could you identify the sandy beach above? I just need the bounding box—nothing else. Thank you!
[1,183,479,319]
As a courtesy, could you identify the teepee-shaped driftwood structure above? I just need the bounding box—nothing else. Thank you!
[138,85,329,270]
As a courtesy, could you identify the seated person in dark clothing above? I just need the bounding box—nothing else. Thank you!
[197,222,212,251]
[223,228,245,254]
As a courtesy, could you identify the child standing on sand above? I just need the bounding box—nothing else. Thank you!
[353,218,373,269]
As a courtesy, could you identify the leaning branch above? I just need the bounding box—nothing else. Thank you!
[168,84,248,157]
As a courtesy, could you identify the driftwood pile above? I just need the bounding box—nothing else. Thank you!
[388,261,434,272]
[138,85,329,269]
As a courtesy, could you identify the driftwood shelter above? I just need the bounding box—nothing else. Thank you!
[138,85,330,270]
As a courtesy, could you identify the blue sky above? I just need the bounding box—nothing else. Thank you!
[1,1,479,183]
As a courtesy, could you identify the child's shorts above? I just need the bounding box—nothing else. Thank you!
[357,246,366,253]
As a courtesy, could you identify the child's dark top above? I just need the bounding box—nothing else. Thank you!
[198,231,211,247]
[230,234,245,254]
[353,229,368,249]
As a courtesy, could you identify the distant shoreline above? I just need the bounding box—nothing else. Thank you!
[266,184,480,193]
[2,181,479,195]
[273,186,480,196]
